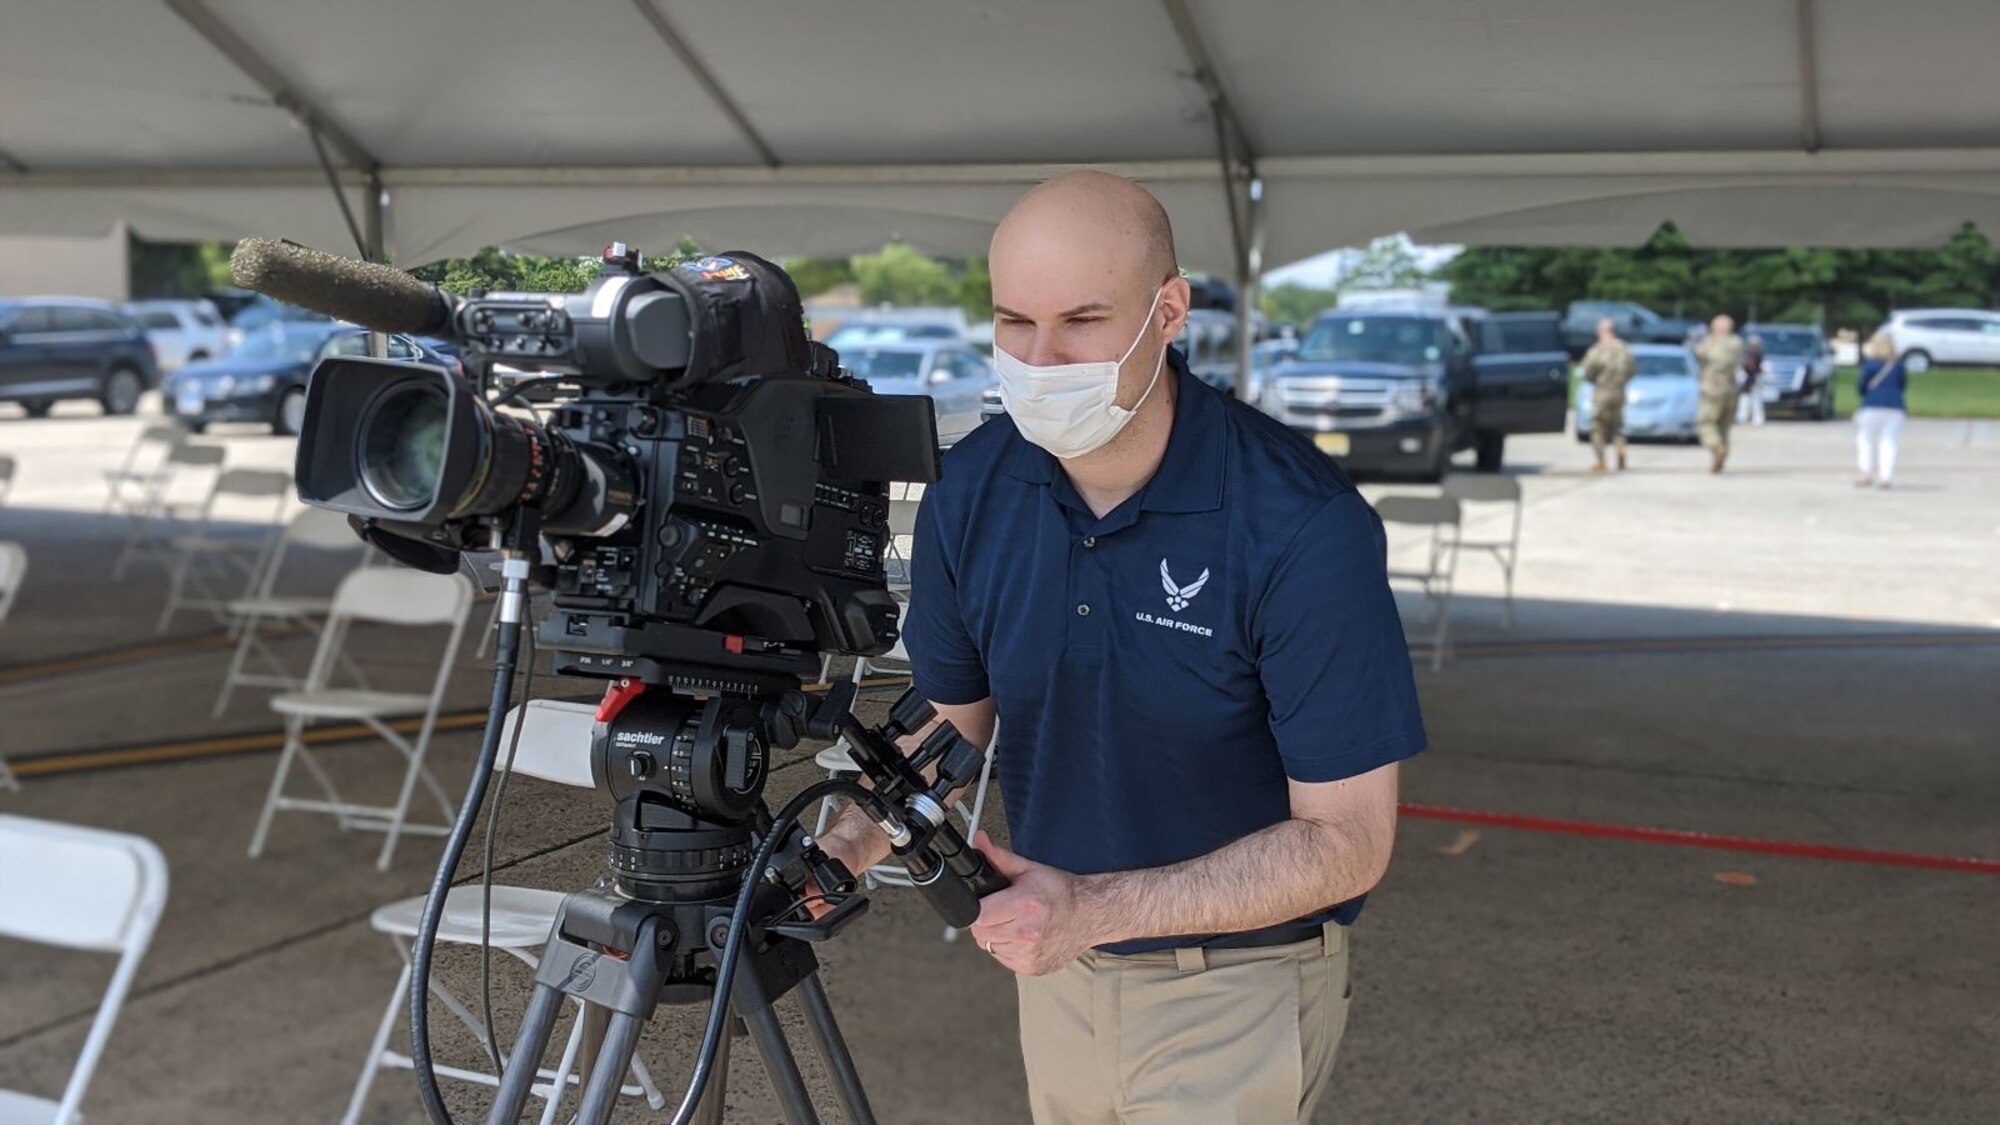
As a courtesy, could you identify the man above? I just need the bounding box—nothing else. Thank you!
[1580,317,1635,473]
[1694,314,1745,473]
[816,171,1427,1124]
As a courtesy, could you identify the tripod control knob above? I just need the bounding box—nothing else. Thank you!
[628,750,657,780]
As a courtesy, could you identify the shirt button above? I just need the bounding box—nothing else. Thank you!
[1083,537,1097,548]
[1076,603,1091,617]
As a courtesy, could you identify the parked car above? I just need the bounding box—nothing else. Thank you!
[0,297,159,417]
[1574,344,1701,442]
[836,341,994,447]
[821,308,971,352]
[166,325,453,435]
[125,299,229,373]
[1561,300,1698,355]
[224,297,332,352]
[1878,309,2000,372]
[1258,308,1569,478]
[1743,323,1837,419]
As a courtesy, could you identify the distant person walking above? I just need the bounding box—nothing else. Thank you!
[1855,331,1909,488]
[1736,335,1767,426]
[1580,318,1635,473]
[1694,315,1745,474]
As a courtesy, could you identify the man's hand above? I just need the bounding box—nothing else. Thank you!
[967,831,1103,976]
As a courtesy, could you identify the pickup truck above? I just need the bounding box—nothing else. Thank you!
[1257,308,1569,478]
[1560,300,1697,356]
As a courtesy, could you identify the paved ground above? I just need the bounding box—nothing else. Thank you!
[1,403,1997,1123]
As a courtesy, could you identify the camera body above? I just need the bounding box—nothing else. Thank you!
[291,247,940,696]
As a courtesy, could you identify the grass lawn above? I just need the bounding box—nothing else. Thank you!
[1831,365,2000,419]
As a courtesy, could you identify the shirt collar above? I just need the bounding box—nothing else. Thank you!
[1002,348,1227,516]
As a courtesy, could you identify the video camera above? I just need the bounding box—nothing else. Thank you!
[233,239,1005,1125]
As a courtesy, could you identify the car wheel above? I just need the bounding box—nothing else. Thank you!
[187,352,209,364]
[274,387,307,436]
[1473,430,1505,472]
[1903,349,1932,375]
[1817,387,1836,420]
[21,398,54,419]
[100,367,145,416]
[180,419,208,435]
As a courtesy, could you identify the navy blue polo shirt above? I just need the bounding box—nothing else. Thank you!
[905,350,1427,953]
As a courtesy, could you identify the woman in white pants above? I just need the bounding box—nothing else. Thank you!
[1854,331,1908,488]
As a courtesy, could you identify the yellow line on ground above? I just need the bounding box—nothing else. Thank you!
[0,622,310,687]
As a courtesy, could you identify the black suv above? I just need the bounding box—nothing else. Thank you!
[0,298,160,417]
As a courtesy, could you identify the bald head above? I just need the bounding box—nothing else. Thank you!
[992,171,1178,294]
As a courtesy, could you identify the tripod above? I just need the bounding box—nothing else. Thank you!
[466,671,999,1125]
[484,879,874,1125]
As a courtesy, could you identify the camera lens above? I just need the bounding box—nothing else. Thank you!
[358,381,448,511]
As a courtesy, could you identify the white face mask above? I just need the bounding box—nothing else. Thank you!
[993,286,1168,460]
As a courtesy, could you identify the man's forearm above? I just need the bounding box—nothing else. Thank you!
[1078,812,1392,947]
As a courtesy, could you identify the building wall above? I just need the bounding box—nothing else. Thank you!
[0,226,128,301]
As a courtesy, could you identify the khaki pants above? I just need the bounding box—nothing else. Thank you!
[1698,391,1738,455]
[1016,924,1352,1124]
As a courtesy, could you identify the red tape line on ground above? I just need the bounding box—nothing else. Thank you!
[1399,803,2000,876]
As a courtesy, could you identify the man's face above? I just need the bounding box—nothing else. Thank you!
[1596,317,1616,341]
[990,234,1187,412]
[1712,315,1734,336]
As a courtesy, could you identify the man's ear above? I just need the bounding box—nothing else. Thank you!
[1159,275,1194,339]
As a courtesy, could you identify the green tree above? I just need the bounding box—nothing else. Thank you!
[409,236,704,296]
[782,257,856,300]
[129,236,233,298]
[1339,235,1426,292]
[956,256,993,320]
[851,240,958,307]
[1259,282,1343,327]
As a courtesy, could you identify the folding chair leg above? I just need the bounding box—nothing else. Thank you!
[156,543,198,634]
[342,957,412,1125]
[0,756,18,793]
[249,719,308,858]
[376,722,446,871]
[213,616,263,717]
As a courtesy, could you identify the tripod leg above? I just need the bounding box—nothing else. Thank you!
[486,981,566,1125]
[573,1010,647,1125]
[683,1017,732,1125]
[743,1002,822,1125]
[796,972,877,1125]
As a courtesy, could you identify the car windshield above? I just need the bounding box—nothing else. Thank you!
[1297,317,1445,364]
[840,348,927,380]
[1633,353,1694,378]
[1752,329,1822,356]
[229,324,328,364]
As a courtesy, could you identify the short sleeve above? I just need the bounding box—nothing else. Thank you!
[1253,491,1428,782]
[903,491,989,706]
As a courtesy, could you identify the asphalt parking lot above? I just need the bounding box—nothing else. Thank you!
[2,403,1996,1123]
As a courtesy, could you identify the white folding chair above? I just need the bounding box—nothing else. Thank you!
[0,455,15,507]
[884,498,919,594]
[1441,474,1524,627]
[110,440,224,581]
[0,814,169,1125]
[343,700,664,1125]
[0,541,24,792]
[100,422,186,518]
[212,508,372,716]
[155,467,294,634]
[248,566,474,871]
[811,708,1000,943]
[1377,495,1463,671]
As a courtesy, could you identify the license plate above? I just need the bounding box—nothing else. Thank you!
[176,388,204,415]
[1313,432,1351,456]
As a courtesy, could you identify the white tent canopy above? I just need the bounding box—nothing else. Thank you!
[8,0,2000,274]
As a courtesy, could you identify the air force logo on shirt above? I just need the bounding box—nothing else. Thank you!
[1137,559,1214,637]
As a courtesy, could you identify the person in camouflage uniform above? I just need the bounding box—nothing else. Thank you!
[1580,317,1636,473]
[1693,314,1745,473]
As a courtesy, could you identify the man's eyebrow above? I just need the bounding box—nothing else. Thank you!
[993,302,1113,320]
